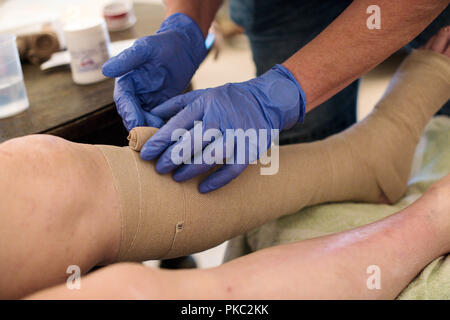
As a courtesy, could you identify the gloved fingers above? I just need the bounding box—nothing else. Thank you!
[140,92,168,113]
[102,38,153,78]
[114,77,148,131]
[132,65,166,95]
[173,162,215,182]
[151,90,205,119]
[154,125,199,174]
[172,132,228,182]
[246,129,274,163]
[128,65,173,112]
[154,121,218,174]
[143,112,165,128]
[198,163,248,193]
[115,77,165,129]
[140,100,204,160]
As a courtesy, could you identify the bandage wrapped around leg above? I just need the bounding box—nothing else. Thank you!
[96,50,450,262]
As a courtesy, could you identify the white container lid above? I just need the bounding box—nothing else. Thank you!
[64,18,107,37]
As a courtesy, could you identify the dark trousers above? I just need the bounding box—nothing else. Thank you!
[230,0,450,144]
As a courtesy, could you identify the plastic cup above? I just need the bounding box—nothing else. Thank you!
[0,34,30,119]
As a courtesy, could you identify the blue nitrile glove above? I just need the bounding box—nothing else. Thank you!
[102,13,207,131]
[140,64,306,193]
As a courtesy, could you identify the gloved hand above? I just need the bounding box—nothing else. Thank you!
[140,64,306,193]
[102,13,207,130]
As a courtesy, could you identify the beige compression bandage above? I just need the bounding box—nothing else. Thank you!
[96,50,450,262]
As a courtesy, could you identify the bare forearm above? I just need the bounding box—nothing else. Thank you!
[283,0,449,111]
[164,0,223,36]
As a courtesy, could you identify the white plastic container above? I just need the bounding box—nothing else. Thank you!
[0,34,30,119]
[64,19,111,85]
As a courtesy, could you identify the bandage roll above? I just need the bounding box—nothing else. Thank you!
[96,50,450,262]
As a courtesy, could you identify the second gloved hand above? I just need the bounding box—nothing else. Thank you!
[102,13,207,130]
[140,64,306,193]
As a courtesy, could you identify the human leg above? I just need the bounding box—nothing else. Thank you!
[1,44,448,298]
[27,174,450,300]
[0,135,121,299]
[103,48,450,262]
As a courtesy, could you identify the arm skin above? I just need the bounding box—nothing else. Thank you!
[163,0,447,112]
[283,0,449,112]
[164,0,223,37]
[0,31,448,299]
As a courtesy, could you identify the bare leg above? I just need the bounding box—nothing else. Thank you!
[214,176,450,299]
[25,28,450,300]
[27,174,450,300]
[0,135,121,299]
[3,28,450,299]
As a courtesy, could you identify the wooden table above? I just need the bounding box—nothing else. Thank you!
[0,2,165,145]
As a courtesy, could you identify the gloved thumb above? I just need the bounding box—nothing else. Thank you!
[102,39,153,78]
[143,112,165,129]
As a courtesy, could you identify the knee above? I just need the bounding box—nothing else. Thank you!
[0,136,86,244]
[0,134,73,176]
[0,134,121,262]
[0,132,120,221]
[1,133,70,152]
[0,133,109,198]
[0,134,109,237]
[0,135,77,207]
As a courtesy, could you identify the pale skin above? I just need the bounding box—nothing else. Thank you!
[164,0,449,111]
[25,175,450,299]
[0,31,449,299]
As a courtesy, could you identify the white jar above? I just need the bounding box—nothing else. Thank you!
[103,0,137,32]
[64,19,111,85]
